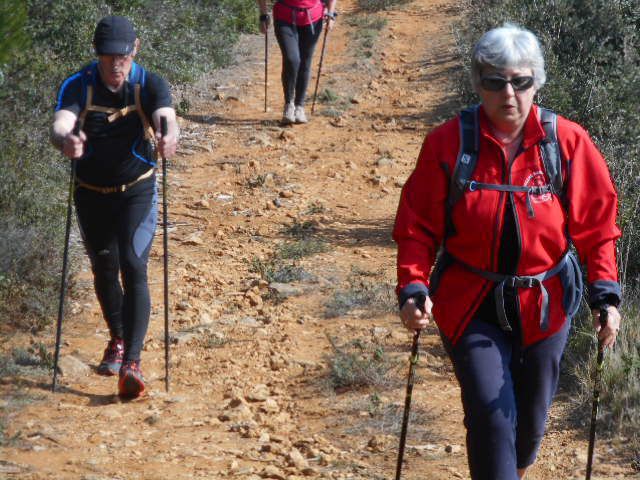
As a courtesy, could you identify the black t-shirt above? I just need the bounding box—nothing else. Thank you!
[55,62,172,186]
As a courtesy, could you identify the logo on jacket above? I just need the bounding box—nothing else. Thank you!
[524,171,552,203]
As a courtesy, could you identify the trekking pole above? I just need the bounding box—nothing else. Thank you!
[311,21,330,114]
[395,294,426,480]
[52,121,81,393]
[160,116,170,393]
[264,24,268,112]
[585,307,609,480]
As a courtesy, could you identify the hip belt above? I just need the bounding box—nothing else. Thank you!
[277,0,320,33]
[76,168,154,194]
[451,251,571,332]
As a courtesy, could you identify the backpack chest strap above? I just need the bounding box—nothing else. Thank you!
[79,84,155,143]
[466,180,553,218]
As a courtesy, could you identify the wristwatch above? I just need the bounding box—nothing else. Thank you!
[325,11,338,20]
[259,13,270,22]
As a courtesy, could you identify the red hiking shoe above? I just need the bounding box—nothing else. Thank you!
[118,360,145,398]
[97,338,124,376]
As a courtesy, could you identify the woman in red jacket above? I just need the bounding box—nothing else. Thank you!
[257,0,337,124]
[393,23,622,479]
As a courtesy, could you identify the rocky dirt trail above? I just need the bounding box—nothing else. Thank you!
[1,0,638,479]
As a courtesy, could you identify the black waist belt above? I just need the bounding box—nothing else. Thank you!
[452,251,570,332]
[76,168,154,194]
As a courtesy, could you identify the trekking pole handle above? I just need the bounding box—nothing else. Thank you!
[72,121,81,137]
[597,305,608,355]
[414,294,427,315]
[160,116,168,138]
[598,305,608,328]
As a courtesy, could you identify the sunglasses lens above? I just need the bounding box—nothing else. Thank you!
[481,76,534,92]
[481,77,506,91]
[511,76,534,90]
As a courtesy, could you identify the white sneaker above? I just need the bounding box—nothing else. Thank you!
[282,102,295,124]
[294,105,308,124]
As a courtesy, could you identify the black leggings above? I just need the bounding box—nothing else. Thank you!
[274,19,323,106]
[75,175,157,362]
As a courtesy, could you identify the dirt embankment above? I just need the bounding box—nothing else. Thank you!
[1,0,637,479]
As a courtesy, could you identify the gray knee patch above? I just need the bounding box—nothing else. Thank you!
[132,189,158,258]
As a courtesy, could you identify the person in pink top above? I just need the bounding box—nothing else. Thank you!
[258,0,337,124]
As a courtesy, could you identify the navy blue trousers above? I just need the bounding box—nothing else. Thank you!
[442,317,570,479]
[75,175,157,362]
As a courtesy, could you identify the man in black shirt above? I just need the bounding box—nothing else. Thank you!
[51,15,178,398]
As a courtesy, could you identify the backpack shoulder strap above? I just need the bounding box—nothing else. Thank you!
[538,107,564,198]
[131,63,155,142]
[77,62,99,129]
[448,104,480,209]
[134,83,155,142]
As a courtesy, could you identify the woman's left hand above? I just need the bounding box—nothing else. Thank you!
[325,13,336,30]
[591,304,621,348]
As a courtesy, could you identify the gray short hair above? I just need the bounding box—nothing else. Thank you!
[471,23,546,91]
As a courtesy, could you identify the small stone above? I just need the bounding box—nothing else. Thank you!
[367,435,388,453]
[260,398,280,413]
[183,233,204,245]
[376,157,393,167]
[144,413,160,426]
[371,327,389,339]
[269,283,303,298]
[245,291,263,307]
[247,384,270,402]
[219,397,254,422]
[239,316,259,327]
[193,199,210,209]
[261,465,286,479]
[287,447,309,470]
[57,355,91,377]
[445,444,462,454]
[279,130,295,142]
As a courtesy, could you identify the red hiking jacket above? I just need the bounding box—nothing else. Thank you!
[393,104,621,346]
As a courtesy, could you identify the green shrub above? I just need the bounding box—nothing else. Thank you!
[324,268,396,318]
[277,239,328,260]
[327,336,397,389]
[347,14,387,58]
[357,0,410,12]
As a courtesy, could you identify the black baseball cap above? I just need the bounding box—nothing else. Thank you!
[93,15,137,56]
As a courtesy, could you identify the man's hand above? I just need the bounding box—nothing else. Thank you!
[153,107,179,158]
[399,295,432,331]
[62,129,86,159]
[52,109,85,159]
[156,129,177,158]
[591,304,621,348]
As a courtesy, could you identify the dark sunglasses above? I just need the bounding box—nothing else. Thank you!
[480,75,535,92]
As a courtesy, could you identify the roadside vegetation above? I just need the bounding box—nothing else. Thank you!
[455,0,640,456]
[0,0,257,332]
